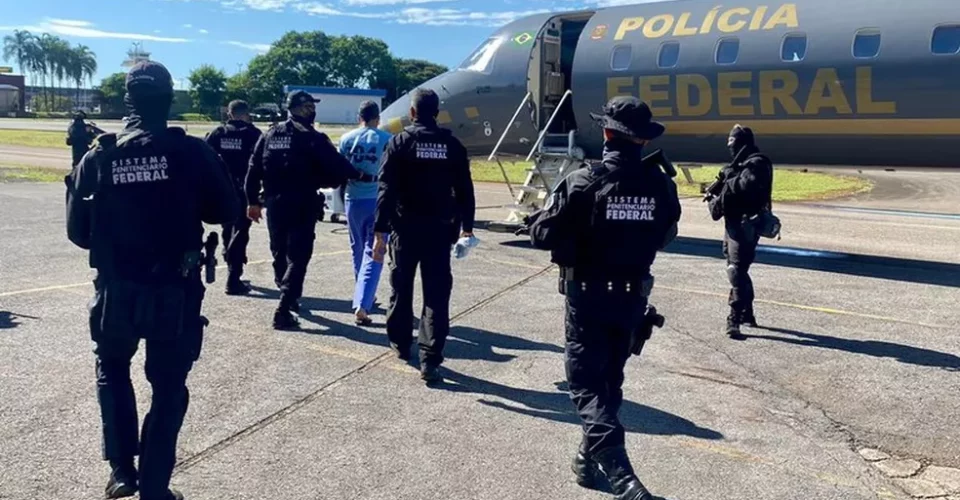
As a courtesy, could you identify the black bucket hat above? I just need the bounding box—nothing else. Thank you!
[590,96,665,140]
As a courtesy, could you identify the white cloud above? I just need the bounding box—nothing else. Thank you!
[0,19,191,43]
[45,19,93,28]
[219,0,297,10]
[199,28,209,34]
[182,23,194,28]
[342,0,455,5]
[296,3,384,18]
[394,7,551,26]
[225,40,272,52]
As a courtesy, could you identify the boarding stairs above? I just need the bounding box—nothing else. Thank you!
[486,90,589,233]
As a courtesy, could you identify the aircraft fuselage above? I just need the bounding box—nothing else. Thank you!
[381,0,960,168]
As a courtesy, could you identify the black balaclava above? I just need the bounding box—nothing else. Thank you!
[290,108,316,128]
[728,124,756,159]
[123,61,175,133]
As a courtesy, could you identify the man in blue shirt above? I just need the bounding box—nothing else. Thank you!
[339,101,393,325]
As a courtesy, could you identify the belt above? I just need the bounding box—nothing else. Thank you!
[559,277,654,296]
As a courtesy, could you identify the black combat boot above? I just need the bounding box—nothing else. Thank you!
[273,307,300,331]
[593,446,653,500]
[104,459,138,499]
[741,306,758,328]
[725,310,746,340]
[572,448,609,491]
[140,488,184,500]
[420,363,441,384]
[224,270,251,296]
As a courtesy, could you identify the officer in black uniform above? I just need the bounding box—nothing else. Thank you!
[529,96,681,500]
[246,90,373,330]
[372,88,475,383]
[65,61,238,500]
[66,110,105,167]
[204,99,262,295]
[710,124,773,338]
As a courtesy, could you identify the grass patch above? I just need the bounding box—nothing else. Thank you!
[0,129,68,149]
[0,165,67,183]
[677,165,872,202]
[471,159,530,184]
[471,159,872,202]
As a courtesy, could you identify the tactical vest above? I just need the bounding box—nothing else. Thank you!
[260,121,323,201]
[393,126,460,231]
[215,123,257,185]
[89,128,202,280]
[574,162,673,282]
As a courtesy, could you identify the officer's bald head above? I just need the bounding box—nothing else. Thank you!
[410,88,439,121]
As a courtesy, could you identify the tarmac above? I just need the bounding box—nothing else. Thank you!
[1,170,959,500]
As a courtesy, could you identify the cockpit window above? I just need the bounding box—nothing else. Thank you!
[458,36,506,73]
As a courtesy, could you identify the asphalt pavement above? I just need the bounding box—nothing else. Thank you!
[1,176,959,500]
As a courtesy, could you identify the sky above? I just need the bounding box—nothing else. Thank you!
[0,0,648,89]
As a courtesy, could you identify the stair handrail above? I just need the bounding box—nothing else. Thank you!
[525,89,573,162]
[487,91,532,162]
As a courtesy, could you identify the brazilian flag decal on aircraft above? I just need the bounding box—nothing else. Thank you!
[513,32,534,45]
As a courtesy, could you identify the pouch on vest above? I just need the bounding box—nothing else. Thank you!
[99,279,187,341]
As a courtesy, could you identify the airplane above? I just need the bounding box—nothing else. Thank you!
[379,0,960,170]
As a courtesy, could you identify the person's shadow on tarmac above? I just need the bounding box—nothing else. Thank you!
[248,286,564,364]
[742,325,960,371]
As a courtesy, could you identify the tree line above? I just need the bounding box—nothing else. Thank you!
[3,29,447,119]
[184,31,449,118]
[1,30,98,112]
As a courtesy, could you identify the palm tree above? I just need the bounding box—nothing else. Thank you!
[2,30,33,76]
[68,45,97,110]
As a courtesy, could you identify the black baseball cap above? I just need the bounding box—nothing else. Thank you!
[126,61,174,96]
[286,90,320,110]
[359,100,380,121]
[228,100,250,115]
[589,96,665,140]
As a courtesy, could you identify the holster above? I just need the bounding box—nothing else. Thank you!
[98,279,188,341]
[630,304,665,357]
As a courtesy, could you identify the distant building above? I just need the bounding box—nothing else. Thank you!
[24,86,98,113]
[0,74,25,116]
[283,85,387,125]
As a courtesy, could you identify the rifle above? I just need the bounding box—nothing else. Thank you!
[630,305,665,357]
[201,232,219,284]
[640,148,677,178]
[703,146,750,202]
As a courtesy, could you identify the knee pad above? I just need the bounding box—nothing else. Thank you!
[726,264,738,286]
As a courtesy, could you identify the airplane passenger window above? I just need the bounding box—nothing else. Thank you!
[716,38,740,65]
[458,36,506,73]
[781,34,807,62]
[611,45,632,71]
[658,42,680,68]
[932,26,960,54]
[853,30,882,58]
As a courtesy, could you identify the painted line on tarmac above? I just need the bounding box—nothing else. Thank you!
[0,250,351,298]
[659,285,948,329]
[479,258,948,329]
[806,204,960,221]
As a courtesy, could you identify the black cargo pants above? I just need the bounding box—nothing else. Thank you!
[222,188,251,279]
[89,277,205,498]
[385,226,453,367]
[564,284,648,455]
[265,196,317,311]
[722,218,760,318]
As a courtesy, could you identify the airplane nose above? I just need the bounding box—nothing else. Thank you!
[380,92,410,135]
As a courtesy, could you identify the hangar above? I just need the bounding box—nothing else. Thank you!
[283,85,387,124]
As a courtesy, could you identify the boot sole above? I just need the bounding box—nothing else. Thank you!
[572,465,610,492]
[104,484,137,499]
